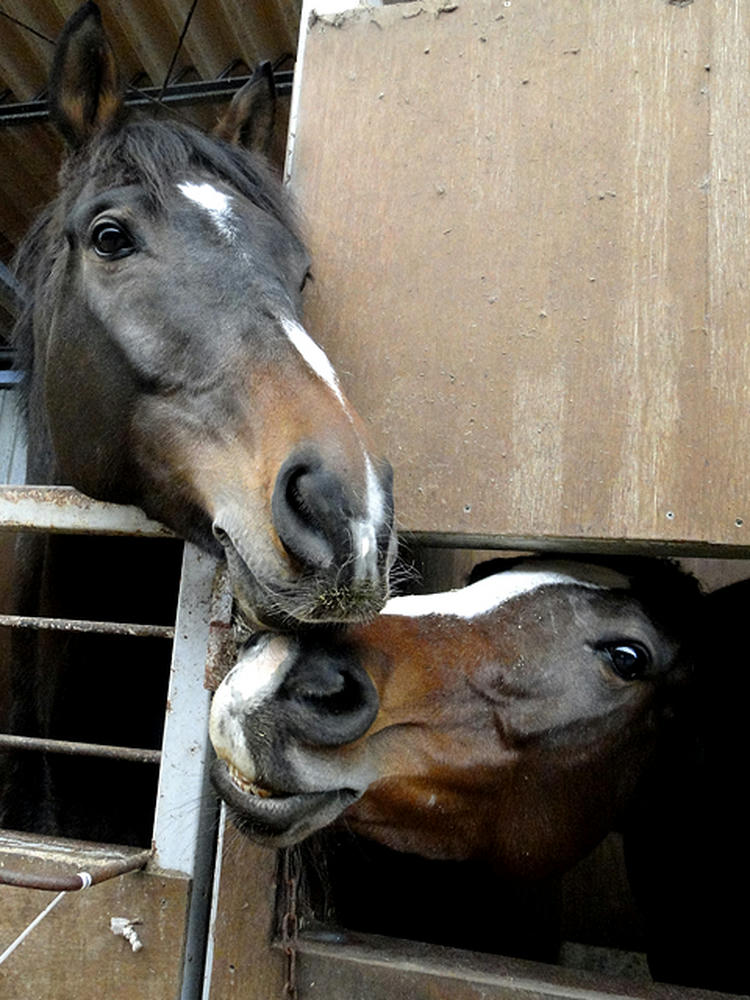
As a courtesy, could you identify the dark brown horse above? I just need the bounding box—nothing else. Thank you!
[1,2,393,844]
[210,556,699,877]
[13,3,395,629]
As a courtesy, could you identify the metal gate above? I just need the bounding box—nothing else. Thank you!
[0,485,229,1000]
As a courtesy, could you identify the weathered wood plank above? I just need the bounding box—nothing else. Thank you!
[0,833,190,998]
[290,0,750,551]
[293,932,743,1000]
[706,1,750,541]
[204,813,284,999]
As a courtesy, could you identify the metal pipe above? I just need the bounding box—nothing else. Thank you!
[0,70,294,127]
[0,733,161,764]
[0,849,153,891]
[0,612,174,640]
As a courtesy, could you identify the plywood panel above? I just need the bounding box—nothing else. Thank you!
[707,1,750,544]
[290,0,750,552]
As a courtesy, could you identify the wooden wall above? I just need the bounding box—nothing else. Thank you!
[290,0,750,555]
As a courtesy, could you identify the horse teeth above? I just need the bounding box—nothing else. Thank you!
[228,764,273,798]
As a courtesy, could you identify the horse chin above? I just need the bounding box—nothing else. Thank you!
[210,759,359,845]
[221,531,389,630]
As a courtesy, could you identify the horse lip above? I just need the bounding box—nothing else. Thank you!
[210,759,359,844]
[213,521,389,629]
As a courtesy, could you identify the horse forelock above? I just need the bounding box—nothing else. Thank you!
[66,117,296,228]
[10,114,298,404]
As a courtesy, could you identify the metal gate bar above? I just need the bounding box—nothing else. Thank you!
[0,733,161,765]
[0,612,175,639]
[0,486,182,890]
[1,485,177,818]
[1,487,227,998]
[0,70,294,127]
[0,485,174,536]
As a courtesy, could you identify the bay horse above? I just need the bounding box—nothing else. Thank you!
[0,2,393,843]
[209,555,701,961]
[210,556,699,872]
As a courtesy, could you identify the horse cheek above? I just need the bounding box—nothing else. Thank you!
[43,330,132,496]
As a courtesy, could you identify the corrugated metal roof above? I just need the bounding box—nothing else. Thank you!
[0,0,302,337]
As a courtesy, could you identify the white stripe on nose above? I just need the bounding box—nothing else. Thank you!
[208,635,293,777]
[280,317,389,580]
[351,457,386,582]
[381,564,628,620]
[280,316,348,410]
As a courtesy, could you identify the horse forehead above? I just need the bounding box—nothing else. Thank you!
[178,179,231,213]
[173,177,306,272]
[175,178,275,229]
[382,562,632,621]
[177,180,236,239]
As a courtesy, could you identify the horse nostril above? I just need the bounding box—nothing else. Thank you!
[285,466,319,531]
[212,523,229,546]
[281,647,379,747]
[299,669,362,718]
[272,455,344,572]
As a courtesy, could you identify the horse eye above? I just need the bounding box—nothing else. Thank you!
[599,641,652,681]
[91,220,135,259]
[300,269,313,292]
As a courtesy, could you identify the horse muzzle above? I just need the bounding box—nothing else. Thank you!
[213,448,396,629]
[209,632,379,844]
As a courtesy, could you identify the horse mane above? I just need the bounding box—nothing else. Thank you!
[11,115,298,414]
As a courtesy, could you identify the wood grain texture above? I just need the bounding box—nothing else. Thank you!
[291,0,750,552]
[0,836,190,999]
[706,2,750,544]
[204,816,284,999]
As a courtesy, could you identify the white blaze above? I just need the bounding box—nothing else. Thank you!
[382,564,630,621]
[281,317,388,580]
[350,456,386,581]
[178,181,235,240]
[281,316,347,408]
[209,635,292,778]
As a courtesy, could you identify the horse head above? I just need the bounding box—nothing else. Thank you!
[209,557,700,878]
[13,3,395,628]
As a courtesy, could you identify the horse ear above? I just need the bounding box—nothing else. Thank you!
[214,62,276,153]
[49,2,123,148]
